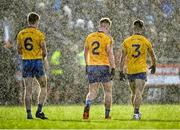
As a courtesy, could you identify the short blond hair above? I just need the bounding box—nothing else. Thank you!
[27,12,40,25]
[99,17,112,27]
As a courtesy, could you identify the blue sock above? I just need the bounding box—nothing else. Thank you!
[27,109,32,116]
[134,108,139,114]
[37,104,43,113]
[105,109,110,117]
[85,99,91,108]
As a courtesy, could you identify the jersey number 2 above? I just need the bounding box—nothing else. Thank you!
[92,41,100,55]
[24,37,33,51]
[132,44,141,58]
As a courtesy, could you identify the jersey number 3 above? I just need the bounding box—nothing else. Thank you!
[24,37,33,51]
[132,44,141,58]
[92,41,100,55]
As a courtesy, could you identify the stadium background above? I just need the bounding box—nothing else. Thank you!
[0,0,179,105]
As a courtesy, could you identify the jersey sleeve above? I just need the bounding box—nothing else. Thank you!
[84,36,89,48]
[16,32,21,47]
[145,38,153,50]
[106,36,113,47]
[121,39,127,51]
[39,32,45,45]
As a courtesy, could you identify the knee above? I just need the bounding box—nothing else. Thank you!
[39,81,47,88]
[105,88,112,96]
[88,90,97,99]
[135,90,142,99]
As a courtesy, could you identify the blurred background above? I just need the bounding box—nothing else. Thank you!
[0,0,179,105]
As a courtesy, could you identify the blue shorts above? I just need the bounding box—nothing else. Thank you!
[127,72,147,82]
[87,65,111,84]
[22,59,45,78]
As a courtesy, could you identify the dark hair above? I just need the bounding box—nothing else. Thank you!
[27,12,40,24]
[133,20,144,28]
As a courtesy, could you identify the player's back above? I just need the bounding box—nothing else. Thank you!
[122,34,152,74]
[17,27,45,60]
[85,31,112,66]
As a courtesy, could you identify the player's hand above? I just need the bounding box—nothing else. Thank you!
[149,65,156,74]
[110,68,115,80]
[119,71,126,81]
[3,41,13,49]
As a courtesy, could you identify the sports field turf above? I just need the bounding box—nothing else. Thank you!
[0,105,179,129]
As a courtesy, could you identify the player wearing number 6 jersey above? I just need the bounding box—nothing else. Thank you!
[83,18,116,119]
[119,20,156,120]
[17,12,48,119]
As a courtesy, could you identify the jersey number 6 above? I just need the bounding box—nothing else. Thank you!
[24,37,33,51]
[92,41,100,55]
[132,44,141,58]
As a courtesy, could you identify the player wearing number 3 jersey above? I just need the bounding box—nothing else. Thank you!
[119,20,156,120]
[83,18,116,119]
[17,12,48,119]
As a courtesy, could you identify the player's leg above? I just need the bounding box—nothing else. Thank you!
[24,78,33,119]
[133,79,145,119]
[33,59,48,119]
[86,83,99,107]
[35,75,48,119]
[83,83,99,119]
[128,81,136,107]
[22,60,34,119]
[102,81,112,119]
[100,65,113,119]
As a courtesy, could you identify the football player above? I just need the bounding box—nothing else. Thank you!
[83,17,115,119]
[17,12,48,119]
[119,19,156,120]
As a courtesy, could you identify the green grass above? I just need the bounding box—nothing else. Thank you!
[0,104,180,129]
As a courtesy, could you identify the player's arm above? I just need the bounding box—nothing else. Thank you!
[16,35,22,55]
[41,42,47,58]
[84,42,89,74]
[107,43,115,69]
[84,47,88,64]
[119,46,126,71]
[3,40,13,49]
[148,47,156,74]
[40,32,49,71]
[41,42,49,71]
[107,41,116,79]
[119,45,127,80]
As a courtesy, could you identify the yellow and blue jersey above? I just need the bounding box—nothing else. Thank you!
[122,34,152,74]
[85,31,113,66]
[17,27,45,60]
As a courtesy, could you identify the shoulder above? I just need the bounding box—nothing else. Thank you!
[140,35,151,44]
[34,29,45,40]
[36,29,45,36]
[106,34,113,40]
[123,35,132,43]
[86,32,97,40]
[105,34,113,44]
[17,28,27,38]
[88,32,96,37]
[139,35,148,40]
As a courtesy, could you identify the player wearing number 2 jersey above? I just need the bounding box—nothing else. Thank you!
[119,20,156,120]
[83,18,116,119]
[17,12,48,120]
